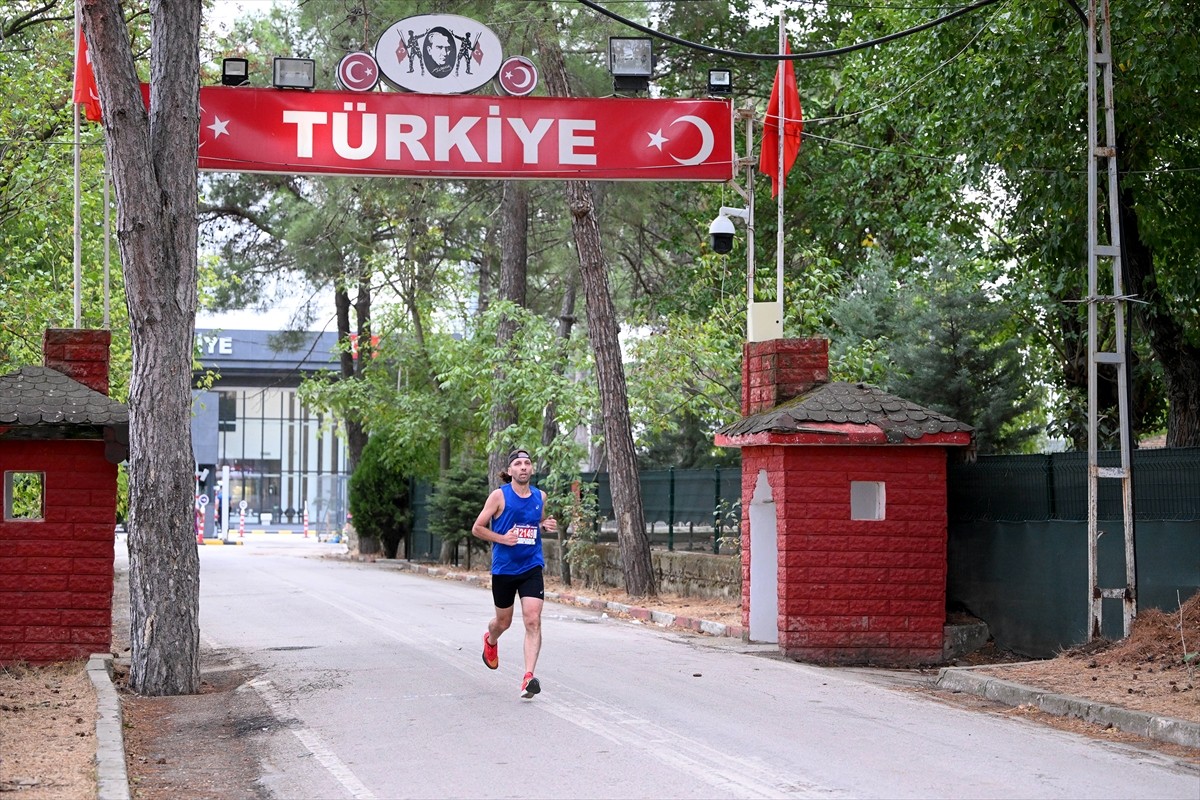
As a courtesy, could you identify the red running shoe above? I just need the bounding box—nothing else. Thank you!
[520,672,541,698]
[481,632,498,670]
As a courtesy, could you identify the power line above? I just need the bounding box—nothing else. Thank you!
[804,6,996,126]
[573,0,1007,61]
[801,131,959,164]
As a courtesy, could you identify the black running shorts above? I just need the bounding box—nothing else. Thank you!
[491,566,545,609]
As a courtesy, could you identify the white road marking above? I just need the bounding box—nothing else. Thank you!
[247,677,377,800]
[266,571,839,799]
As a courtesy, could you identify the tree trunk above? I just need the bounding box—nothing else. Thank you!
[546,277,578,587]
[81,0,202,694]
[335,280,370,471]
[535,31,655,597]
[566,185,656,597]
[350,273,372,467]
[1118,185,1200,447]
[542,273,578,449]
[487,180,529,487]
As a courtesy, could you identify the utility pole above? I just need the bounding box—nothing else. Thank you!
[1086,0,1137,640]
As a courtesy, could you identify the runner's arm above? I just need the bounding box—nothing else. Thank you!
[540,490,558,533]
[471,488,515,544]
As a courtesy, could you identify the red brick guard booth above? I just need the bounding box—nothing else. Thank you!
[0,329,128,664]
[715,338,973,666]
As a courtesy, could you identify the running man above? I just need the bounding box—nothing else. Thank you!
[471,448,557,698]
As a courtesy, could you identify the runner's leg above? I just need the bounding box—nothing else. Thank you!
[520,595,543,675]
[489,604,514,646]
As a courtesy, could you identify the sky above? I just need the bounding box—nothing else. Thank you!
[199,2,321,331]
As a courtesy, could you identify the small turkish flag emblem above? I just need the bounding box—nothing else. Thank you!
[337,52,379,92]
[498,56,538,97]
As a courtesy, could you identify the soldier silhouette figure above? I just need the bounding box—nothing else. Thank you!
[456,31,476,76]
[405,30,423,74]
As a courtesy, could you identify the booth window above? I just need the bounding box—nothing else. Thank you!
[4,471,45,521]
[850,481,885,521]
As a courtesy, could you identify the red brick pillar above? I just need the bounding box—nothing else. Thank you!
[42,329,112,396]
[742,338,829,416]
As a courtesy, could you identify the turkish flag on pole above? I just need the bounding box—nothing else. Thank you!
[73,27,102,122]
[758,38,802,198]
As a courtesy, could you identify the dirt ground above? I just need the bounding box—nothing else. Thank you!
[963,597,1200,727]
[0,660,96,799]
[2,562,1196,799]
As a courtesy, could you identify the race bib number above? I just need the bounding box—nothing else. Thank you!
[512,524,538,545]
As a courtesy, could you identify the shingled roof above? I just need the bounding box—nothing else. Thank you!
[717,381,973,444]
[0,366,128,427]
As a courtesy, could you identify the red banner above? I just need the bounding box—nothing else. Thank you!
[190,86,734,181]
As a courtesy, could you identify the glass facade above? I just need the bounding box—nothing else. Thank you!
[212,386,346,528]
[192,329,347,533]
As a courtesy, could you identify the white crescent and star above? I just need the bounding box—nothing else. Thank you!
[498,57,537,95]
[645,116,715,165]
[345,61,374,83]
[504,63,532,90]
[338,53,379,91]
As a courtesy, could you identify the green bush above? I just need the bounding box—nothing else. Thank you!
[562,482,606,587]
[347,436,411,558]
[428,461,490,564]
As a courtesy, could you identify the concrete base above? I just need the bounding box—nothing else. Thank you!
[943,620,990,661]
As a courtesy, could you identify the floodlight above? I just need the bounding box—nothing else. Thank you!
[707,69,732,96]
[221,58,249,87]
[609,37,652,93]
[272,57,316,90]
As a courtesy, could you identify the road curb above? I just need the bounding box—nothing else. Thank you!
[936,665,1200,750]
[376,559,747,640]
[87,653,131,800]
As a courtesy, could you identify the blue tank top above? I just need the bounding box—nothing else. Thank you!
[489,483,545,575]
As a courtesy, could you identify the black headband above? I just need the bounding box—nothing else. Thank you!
[508,449,531,464]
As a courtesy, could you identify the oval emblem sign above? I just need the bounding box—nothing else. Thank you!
[375,14,503,95]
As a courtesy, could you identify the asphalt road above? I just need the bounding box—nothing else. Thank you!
[194,539,1199,799]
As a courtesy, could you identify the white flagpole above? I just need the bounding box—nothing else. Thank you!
[775,13,785,327]
[73,2,83,328]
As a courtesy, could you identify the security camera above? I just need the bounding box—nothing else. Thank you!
[709,213,736,254]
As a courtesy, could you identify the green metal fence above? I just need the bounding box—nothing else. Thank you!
[410,449,1200,556]
[406,476,437,561]
[948,447,1200,521]
[947,447,1199,656]
[406,467,743,560]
